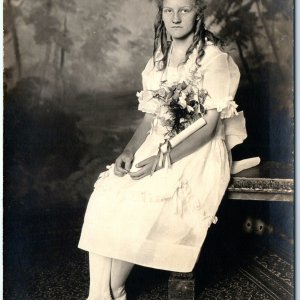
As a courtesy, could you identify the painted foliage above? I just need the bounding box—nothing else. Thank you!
[4,0,293,209]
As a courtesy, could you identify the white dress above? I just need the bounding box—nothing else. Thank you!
[78,44,247,272]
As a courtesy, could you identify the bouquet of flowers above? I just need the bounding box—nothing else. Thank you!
[148,77,210,173]
[151,76,209,138]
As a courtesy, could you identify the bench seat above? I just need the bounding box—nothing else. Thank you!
[168,161,294,300]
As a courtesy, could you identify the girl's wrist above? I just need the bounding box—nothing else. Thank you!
[123,147,135,156]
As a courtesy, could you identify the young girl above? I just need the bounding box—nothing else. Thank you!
[79,0,247,299]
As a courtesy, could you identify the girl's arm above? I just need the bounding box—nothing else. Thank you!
[169,109,219,163]
[114,113,153,176]
[130,109,219,180]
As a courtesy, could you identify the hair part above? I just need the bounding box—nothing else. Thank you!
[153,0,223,70]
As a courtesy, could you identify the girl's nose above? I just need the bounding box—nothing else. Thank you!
[172,12,181,23]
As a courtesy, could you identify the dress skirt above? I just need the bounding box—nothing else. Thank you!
[78,122,231,272]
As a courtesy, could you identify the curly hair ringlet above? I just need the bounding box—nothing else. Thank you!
[153,0,223,70]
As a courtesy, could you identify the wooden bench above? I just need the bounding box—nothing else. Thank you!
[168,161,294,300]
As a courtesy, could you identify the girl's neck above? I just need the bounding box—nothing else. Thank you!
[171,33,194,55]
[168,34,194,67]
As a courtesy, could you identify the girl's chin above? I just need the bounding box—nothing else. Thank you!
[170,33,193,41]
[168,29,194,41]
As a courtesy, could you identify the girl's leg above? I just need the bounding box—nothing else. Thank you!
[87,252,112,300]
[110,259,134,300]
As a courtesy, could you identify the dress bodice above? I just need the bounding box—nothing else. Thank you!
[136,44,247,150]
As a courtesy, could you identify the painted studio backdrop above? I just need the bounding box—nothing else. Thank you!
[4,0,294,298]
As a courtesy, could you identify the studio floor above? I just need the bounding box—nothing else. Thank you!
[5,245,294,300]
[5,206,294,300]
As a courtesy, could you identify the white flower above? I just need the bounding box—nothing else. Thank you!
[187,105,194,113]
[185,85,192,94]
[178,94,187,109]
[160,105,171,118]
[192,87,199,96]
[158,88,166,97]
[193,93,199,102]
[164,86,171,94]
[189,65,198,75]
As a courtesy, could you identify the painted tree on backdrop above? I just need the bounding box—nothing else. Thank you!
[123,32,153,91]
[208,0,292,85]
[255,0,293,72]
[79,0,131,90]
[4,0,24,82]
[207,0,293,119]
[5,0,133,96]
[206,0,293,162]
[24,0,76,101]
[4,0,77,100]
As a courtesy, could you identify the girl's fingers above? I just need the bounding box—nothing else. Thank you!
[115,157,129,173]
[114,168,126,176]
[115,167,127,174]
[135,157,153,168]
[131,173,147,180]
[124,159,132,171]
[135,160,147,168]
[114,161,127,175]
[129,167,150,179]
[114,166,127,174]
[129,169,144,178]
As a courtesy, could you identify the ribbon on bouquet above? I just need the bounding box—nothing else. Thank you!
[150,117,207,176]
[150,140,172,176]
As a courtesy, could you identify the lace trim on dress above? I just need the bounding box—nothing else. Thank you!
[204,96,239,119]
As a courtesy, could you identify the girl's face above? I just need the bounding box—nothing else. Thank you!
[162,0,198,41]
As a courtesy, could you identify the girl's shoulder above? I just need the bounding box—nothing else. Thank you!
[201,43,227,67]
[204,42,224,54]
[142,56,156,76]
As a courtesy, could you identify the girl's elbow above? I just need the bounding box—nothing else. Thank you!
[203,121,219,142]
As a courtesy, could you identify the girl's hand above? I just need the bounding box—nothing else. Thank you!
[129,155,161,180]
[114,149,134,177]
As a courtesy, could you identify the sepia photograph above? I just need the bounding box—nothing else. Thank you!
[4,0,294,299]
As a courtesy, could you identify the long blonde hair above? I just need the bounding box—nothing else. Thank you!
[153,0,223,69]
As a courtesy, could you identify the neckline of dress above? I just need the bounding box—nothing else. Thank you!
[166,43,185,69]
[159,41,214,82]
[160,43,194,81]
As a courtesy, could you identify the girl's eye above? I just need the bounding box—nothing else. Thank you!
[180,8,191,14]
[163,8,173,14]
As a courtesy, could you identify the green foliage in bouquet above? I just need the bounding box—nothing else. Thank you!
[152,79,209,137]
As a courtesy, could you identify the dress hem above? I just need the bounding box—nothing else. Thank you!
[78,229,207,273]
[78,244,198,273]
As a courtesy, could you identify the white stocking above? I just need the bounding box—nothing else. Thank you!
[87,252,112,300]
[110,259,134,300]
[111,286,126,300]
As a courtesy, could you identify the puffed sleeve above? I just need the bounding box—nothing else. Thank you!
[136,57,160,114]
[202,52,240,119]
[201,50,247,150]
